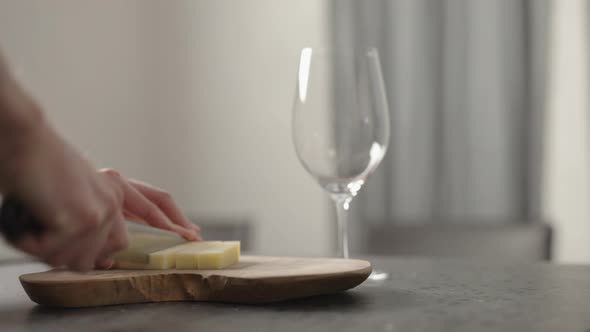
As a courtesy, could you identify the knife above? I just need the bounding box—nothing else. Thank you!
[0,195,46,243]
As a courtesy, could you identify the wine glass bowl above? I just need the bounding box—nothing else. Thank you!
[292,47,390,271]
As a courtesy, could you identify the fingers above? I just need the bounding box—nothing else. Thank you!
[95,213,128,269]
[27,206,104,259]
[14,172,128,271]
[16,219,109,271]
[118,179,199,241]
[122,211,143,223]
[45,213,127,271]
[30,212,126,271]
[128,179,201,235]
[13,166,193,272]
[19,214,103,269]
[72,211,118,271]
[46,211,114,271]
[95,258,114,270]
[41,202,116,270]
[98,213,128,258]
[15,234,42,257]
[40,231,89,269]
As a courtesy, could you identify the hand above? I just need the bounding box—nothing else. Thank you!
[2,124,200,271]
[115,175,202,240]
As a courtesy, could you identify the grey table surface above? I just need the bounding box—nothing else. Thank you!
[1,256,590,332]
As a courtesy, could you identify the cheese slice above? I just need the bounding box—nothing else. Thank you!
[113,233,240,270]
[176,241,240,269]
[174,241,223,269]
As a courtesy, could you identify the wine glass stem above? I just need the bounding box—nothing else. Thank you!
[332,195,352,259]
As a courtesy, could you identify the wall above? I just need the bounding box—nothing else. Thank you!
[543,0,590,264]
[141,0,332,256]
[0,0,332,259]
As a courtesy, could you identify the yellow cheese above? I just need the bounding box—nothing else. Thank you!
[148,241,205,269]
[174,251,197,269]
[175,241,240,269]
[174,242,223,269]
[196,241,240,269]
[113,233,240,270]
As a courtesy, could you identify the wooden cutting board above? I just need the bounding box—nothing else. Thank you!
[19,256,371,308]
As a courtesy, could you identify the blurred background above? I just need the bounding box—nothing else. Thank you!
[0,0,588,264]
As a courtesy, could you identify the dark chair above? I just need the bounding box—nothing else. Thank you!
[367,223,552,261]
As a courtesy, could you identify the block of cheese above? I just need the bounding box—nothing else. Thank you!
[174,251,197,269]
[198,241,240,269]
[175,241,240,269]
[173,241,223,269]
[113,233,240,270]
[148,242,201,269]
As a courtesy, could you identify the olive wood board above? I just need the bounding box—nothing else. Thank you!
[19,255,372,307]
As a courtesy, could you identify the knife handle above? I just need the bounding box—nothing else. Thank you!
[0,196,46,242]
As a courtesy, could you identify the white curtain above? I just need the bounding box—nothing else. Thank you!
[332,1,549,252]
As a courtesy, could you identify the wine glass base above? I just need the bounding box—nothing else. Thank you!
[368,268,389,281]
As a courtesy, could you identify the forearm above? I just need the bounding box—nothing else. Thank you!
[0,53,47,193]
[0,51,45,130]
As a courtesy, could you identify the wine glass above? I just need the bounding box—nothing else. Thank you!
[292,47,390,281]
